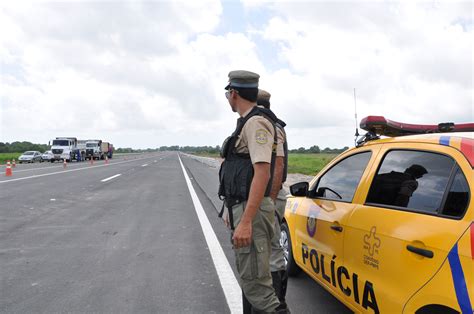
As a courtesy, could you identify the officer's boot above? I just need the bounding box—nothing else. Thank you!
[279,270,289,306]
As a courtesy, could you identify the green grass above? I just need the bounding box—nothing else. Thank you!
[287,153,337,176]
[191,152,337,175]
[0,153,22,165]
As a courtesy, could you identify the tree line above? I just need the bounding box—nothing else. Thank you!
[1,142,349,155]
[117,145,349,154]
[0,142,49,153]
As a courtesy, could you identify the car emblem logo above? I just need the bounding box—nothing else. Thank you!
[363,226,381,256]
[306,205,320,237]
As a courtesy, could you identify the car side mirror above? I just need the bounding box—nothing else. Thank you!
[290,182,309,197]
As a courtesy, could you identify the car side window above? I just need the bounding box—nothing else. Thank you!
[442,167,470,218]
[313,151,372,202]
[366,150,455,214]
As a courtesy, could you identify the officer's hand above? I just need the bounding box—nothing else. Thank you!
[224,213,230,228]
[232,221,252,249]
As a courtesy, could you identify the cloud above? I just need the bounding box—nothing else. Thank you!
[0,1,472,150]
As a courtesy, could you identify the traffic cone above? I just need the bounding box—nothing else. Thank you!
[12,159,16,168]
[63,159,67,169]
[5,161,12,177]
[105,156,109,164]
[90,157,94,165]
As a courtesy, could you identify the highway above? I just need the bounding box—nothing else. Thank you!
[0,152,350,313]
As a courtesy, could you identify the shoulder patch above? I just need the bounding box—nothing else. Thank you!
[255,129,269,144]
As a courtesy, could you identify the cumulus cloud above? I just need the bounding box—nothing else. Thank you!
[0,1,472,149]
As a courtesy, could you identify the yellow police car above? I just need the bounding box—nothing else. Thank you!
[281,116,473,314]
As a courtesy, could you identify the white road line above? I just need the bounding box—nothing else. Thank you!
[178,154,242,314]
[0,156,156,184]
[141,164,148,167]
[101,174,121,182]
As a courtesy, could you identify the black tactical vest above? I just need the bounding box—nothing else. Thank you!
[218,106,278,209]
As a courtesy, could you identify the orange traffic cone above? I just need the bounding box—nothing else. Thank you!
[5,161,12,177]
[63,159,67,169]
[12,159,16,168]
[90,158,94,165]
[105,156,109,164]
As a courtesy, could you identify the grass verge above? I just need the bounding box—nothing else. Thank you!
[0,153,22,165]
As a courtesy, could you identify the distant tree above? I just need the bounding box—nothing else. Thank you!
[308,145,320,153]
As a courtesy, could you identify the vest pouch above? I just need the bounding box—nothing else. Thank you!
[220,136,233,159]
[221,156,254,202]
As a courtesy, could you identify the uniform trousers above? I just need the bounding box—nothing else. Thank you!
[231,197,280,313]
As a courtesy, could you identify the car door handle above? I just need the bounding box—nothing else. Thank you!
[330,225,343,232]
[406,245,434,258]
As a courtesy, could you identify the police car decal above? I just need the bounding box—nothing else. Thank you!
[448,223,474,313]
[439,136,474,167]
[363,226,381,270]
[302,243,380,313]
[306,205,321,237]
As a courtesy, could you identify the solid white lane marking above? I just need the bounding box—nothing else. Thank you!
[101,174,121,182]
[0,156,159,184]
[141,164,148,167]
[178,154,242,314]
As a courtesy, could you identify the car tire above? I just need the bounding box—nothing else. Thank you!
[281,221,301,276]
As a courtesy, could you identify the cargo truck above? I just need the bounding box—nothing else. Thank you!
[49,137,78,162]
[85,140,114,160]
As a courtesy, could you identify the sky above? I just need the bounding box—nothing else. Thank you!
[0,0,472,150]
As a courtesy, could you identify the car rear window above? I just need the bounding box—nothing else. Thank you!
[442,167,470,217]
[366,150,458,215]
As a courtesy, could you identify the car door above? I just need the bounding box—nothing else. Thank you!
[292,149,376,296]
[343,143,472,313]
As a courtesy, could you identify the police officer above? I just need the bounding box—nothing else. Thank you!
[257,89,289,310]
[218,70,288,313]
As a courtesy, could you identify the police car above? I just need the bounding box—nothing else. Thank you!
[281,116,473,314]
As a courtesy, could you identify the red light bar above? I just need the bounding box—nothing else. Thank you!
[360,116,474,137]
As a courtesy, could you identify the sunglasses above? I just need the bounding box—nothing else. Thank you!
[225,89,239,99]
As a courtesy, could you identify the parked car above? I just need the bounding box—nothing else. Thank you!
[282,116,473,314]
[42,150,54,162]
[18,151,43,163]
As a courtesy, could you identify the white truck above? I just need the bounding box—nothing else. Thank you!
[85,140,102,160]
[49,137,79,162]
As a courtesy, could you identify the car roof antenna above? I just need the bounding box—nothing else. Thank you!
[353,88,360,146]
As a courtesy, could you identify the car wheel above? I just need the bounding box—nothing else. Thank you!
[281,222,301,276]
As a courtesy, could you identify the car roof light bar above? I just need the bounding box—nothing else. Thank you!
[360,116,474,137]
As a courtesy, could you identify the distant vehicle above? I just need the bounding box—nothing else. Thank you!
[18,151,42,163]
[85,140,102,160]
[85,140,113,160]
[76,140,87,161]
[101,142,113,159]
[41,150,54,161]
[50,137,78,162]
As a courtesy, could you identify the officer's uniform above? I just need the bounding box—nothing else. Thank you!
[218,71,281,313]
[257,90,289,309]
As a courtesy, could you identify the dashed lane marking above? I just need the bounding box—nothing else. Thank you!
[0,156,159,184]
[101,174,122,182]
[178,154,242,314]
[141,164,148,167]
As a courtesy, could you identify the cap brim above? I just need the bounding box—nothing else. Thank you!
[224,84,230,90]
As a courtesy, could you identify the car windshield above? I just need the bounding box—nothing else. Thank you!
[23,151,34,155]
[86,143,97,147]
[44,151,52,154]
[52,140,69,146]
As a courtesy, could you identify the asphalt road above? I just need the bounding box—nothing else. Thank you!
[0,152,351,313]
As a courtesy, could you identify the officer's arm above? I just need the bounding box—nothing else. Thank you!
[232,162,270,248]
[270,156,284,200]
